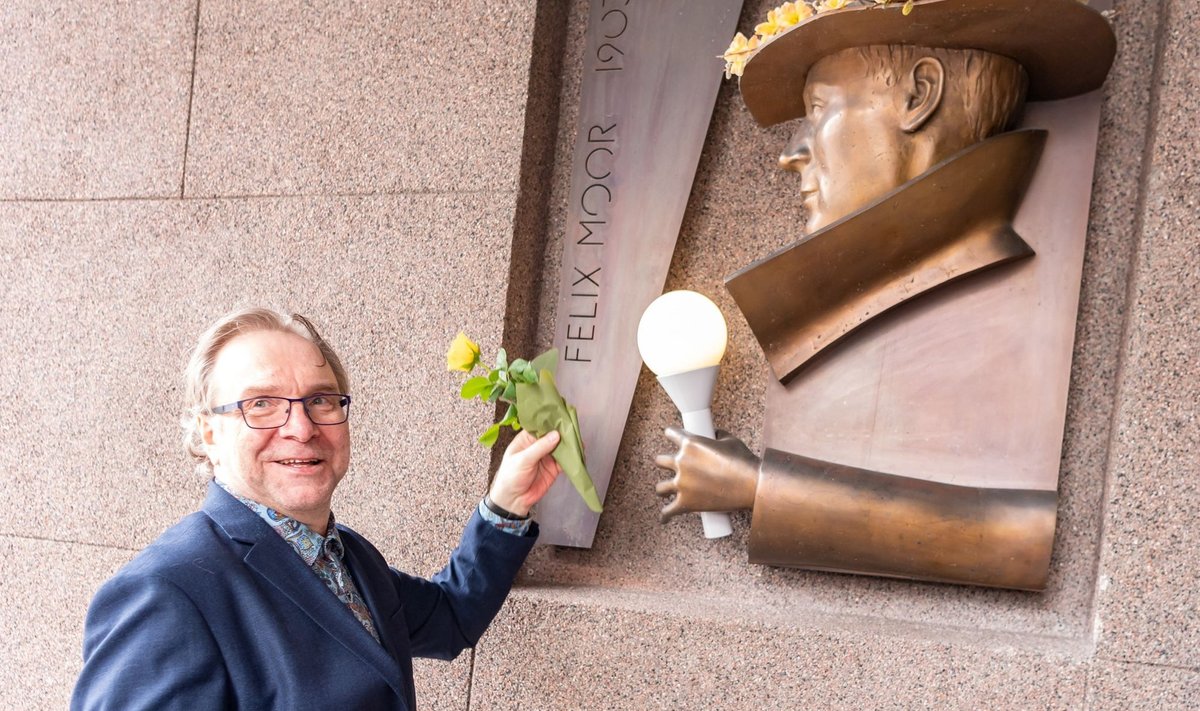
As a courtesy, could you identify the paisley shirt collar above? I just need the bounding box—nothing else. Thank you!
[214,479,343,567]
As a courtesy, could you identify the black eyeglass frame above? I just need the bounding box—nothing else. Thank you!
[210,393,352,429]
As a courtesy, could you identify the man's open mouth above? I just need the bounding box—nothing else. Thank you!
[277,459,322,467]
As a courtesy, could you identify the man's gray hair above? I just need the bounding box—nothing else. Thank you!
[856,44,1029,144]
[181,307,350,475]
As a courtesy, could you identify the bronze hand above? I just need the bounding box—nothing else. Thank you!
[653,427,759,522]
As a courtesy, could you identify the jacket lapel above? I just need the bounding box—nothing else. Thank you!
[202,482,406,699]
[338,536,405,658]
[340,533,418,706]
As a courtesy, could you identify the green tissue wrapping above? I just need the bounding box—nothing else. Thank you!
[515,368,602,513]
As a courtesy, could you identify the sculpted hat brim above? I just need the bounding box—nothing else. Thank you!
[739,0,1117,127]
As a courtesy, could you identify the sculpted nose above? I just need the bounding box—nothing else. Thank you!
[779,123,811,173]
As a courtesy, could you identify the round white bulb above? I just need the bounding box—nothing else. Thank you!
[637,290,728,376]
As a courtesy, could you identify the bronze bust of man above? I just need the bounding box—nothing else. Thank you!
[654,0,1116,590]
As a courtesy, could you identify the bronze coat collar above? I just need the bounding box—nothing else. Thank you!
[726,128,1046,383]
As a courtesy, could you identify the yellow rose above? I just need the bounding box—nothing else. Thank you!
[446,332,481,372]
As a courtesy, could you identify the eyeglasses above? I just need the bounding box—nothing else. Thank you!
[211,393,352,429]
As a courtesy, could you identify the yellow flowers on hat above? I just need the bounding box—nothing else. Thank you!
[722,0,917,79]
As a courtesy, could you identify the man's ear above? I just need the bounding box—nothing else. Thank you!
[199,414,215,446]
[199,415,220,466]
[901,56,945,133]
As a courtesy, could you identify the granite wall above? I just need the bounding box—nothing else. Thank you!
[1,1,1195,709]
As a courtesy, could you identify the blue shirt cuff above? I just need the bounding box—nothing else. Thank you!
[477,499,533,536]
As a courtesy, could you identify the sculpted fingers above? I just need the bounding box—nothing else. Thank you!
[653,453,677,471]
[659,497,684,523]
[654,478,677,497]
[664,426,685,447]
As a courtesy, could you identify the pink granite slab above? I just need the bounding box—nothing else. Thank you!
[0,0,194,199]
[0,192,517,585]
[184,0,537,197]
[0,539,136,710]
[1088,660,1200,710]
[1094,0,1200,670]
[472,589,1089,710]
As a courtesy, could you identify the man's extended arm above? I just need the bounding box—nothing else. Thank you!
[389,428,560,659]
[388,510,537,660]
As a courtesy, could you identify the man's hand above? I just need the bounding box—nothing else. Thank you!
[653,427,760,522]
[488,430,563,517]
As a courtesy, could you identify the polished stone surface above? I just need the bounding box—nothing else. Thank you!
[1088,660,1200,710]
[184,0,537,197]
[473,590,1089,710]
[0,192,515,708]
[0,0,194,199]
[0,539,135,709]
[1093,0,1200,670]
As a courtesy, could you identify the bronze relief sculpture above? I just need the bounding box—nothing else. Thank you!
[653,0,1117,590]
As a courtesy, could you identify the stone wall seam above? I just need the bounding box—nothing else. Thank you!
[1087,0,1171,652]
[180,0,202,198]
[509,586,1095,658]
[1095,656,1200,674]
[0,189,520,206]
[490,0,571,478]
[0,195,183,205]
[464,647,476,711]
[0,533,139,553]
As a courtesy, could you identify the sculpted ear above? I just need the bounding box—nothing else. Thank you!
[901,56,945,133]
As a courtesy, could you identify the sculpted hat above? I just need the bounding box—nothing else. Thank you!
[738,0,1117,127]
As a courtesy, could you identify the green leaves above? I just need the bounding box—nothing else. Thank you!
[459,376,491,400]
[452,343,559,444]
[447,340,600,513]
[478,422,501,447]
[508,360,530,384]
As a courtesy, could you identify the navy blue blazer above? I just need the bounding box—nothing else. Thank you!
[72,482,536,710]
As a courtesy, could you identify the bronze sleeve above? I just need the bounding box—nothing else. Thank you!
[747,449,1057,590]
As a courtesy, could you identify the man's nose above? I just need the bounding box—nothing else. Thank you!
[779,123,811,173]
[278,400,317,440]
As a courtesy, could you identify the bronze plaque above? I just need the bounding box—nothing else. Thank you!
[763,93,1103,493]
[651,0,1116,589]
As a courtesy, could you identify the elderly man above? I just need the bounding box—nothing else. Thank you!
[72,307,561,710]
[655,0,1115,589]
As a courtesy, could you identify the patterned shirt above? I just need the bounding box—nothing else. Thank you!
[215,481,533,646]
[216,481,381,643]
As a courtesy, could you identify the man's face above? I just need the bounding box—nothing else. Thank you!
[201,329,350,527]
[781,49,908,234]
